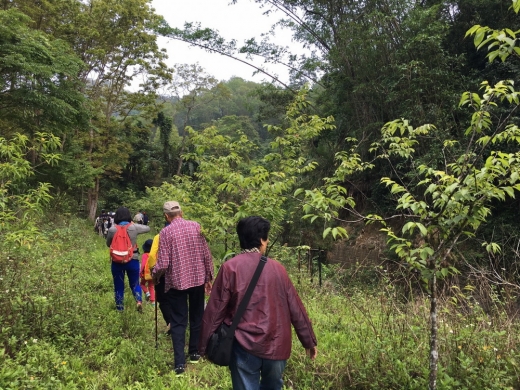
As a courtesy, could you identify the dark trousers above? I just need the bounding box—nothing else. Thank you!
[165,284,205,367]
[155,276,172,327]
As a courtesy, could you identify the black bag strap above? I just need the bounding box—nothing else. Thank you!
[229,254,267,333]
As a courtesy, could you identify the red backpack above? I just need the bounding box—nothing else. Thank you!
[109,225,135,263]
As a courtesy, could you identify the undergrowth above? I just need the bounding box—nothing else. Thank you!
[1,217,519,389]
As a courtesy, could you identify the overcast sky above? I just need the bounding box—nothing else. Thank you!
[151,0,299,85]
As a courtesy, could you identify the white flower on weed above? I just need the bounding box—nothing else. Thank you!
[494,347,498,352]
[449,330,454,333]
[5,290,8,293]
[24,341,27,345]
[487,322,491,326]
[32,339,37,343]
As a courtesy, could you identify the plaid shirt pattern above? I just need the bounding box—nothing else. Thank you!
[154,218,214,292]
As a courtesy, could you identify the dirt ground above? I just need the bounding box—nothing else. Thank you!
[327,222,387,267]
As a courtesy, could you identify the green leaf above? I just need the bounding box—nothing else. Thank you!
[488,50,500,62]
[502,186,515,198]
[416,223,427,236]
[402,222,416,234]
[323,227,332,239]
[474,29,486,47]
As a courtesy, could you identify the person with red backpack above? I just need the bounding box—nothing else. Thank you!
[106,206,150,312]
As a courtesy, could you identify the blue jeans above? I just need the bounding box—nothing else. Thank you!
[229,342,287,390]
[111,259,142,311]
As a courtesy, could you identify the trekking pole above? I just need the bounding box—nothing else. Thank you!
[155,299,158,349]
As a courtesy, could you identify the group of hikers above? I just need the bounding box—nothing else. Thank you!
[94,210,114,238]
[95,209,149,238]
[104,202,318,390]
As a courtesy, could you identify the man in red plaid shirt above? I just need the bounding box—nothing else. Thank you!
[153,201,214,376]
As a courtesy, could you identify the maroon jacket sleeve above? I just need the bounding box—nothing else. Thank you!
[286,277,318,349]
[198,264,231,355]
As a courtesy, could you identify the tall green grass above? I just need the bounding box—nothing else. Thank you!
[1,217,519,389]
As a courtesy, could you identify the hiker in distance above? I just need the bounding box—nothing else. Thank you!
[152,201,214,376]
[133,210,144,224]
[199,216,318,390]
[106,206,150,312]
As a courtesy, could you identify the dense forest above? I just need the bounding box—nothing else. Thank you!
[3,0,520,388]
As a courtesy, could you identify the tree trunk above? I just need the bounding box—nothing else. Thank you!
[429,273,438,390]
[175,133,185,177]
[87,177,100,221]
[176,107,192,177]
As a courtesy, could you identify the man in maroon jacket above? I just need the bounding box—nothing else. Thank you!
[199,216,317,390]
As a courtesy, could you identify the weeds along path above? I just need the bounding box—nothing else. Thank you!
[1,218,519,389]
[0,218,233,389]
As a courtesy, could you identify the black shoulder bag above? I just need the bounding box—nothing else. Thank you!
[206,254,267,366]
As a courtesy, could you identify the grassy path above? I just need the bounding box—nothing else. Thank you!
[1,218,519,389]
